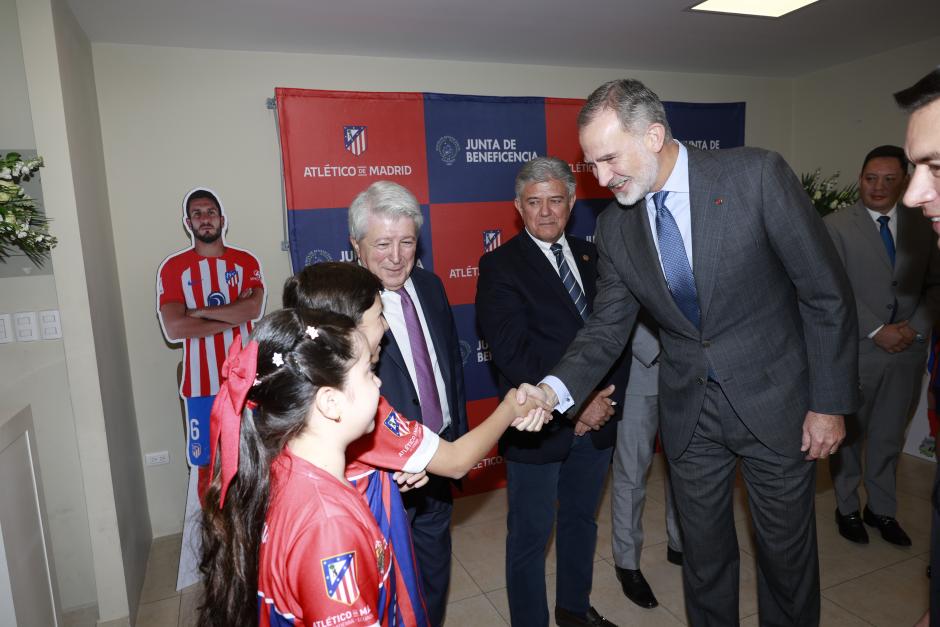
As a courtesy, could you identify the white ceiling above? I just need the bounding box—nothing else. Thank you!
[64,0,940,77]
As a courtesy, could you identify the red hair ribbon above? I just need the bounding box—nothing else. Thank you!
[207,339,259,508]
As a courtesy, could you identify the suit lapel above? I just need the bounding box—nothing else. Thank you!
[850,203,893,272]
[687,149,724,328]
[410,271,454,404]
[894,206,919,278]
[570,238,597,306]
[619,200,699,335]
[518,234,584,322]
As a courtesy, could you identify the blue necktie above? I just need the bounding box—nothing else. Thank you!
[550,242,589,321]
[877,215,896,267]
[877,215,898,323]
[654,191,701,329]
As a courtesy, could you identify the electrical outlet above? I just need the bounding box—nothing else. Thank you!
[145,451,170,466]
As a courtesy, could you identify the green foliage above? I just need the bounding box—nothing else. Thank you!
[0,152,57,265]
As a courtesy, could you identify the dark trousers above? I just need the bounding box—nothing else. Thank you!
[403,473,453,627]
[669,381,820,627]
[505,433,612,627]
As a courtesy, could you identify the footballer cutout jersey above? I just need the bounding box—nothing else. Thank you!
[258,450,392,627]
[157,246,264,398]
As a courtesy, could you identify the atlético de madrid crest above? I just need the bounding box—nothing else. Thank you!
[344,126,367,156]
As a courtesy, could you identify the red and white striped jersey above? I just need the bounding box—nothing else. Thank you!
[157,246,264,397]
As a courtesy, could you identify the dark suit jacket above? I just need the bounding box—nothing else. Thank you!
[476,232,629,464]
[824,201,940,344]
[377,266,468,442]
[552,147,860,460]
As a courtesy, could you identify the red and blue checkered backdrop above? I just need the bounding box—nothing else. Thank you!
[275,87,745,495]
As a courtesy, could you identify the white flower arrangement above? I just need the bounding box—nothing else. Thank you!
[0,152,57,265]
[800,169,859,217]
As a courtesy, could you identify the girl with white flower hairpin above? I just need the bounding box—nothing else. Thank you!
[198,307,546,626]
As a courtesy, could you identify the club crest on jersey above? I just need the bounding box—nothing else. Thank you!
[207,291,226,307]
[344,126,367,156]
[483,229,501,252]
[383,410,410,437]
[322,551,359,605]
[224,269,239,287]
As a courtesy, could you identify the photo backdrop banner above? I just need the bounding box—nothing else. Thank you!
[276,87,745,494]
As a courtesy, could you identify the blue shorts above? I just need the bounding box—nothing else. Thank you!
[184,395,215,466]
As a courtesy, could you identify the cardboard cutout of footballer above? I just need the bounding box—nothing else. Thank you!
[156,187,266,589]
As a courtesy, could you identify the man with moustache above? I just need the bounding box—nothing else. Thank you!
[157,187,265,589]
[825,145,940,547]
[893,66,940,627]
[523,79,858,625]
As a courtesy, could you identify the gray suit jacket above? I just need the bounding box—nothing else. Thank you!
[824,201,940,345]
[552,147,860,460]
[626,316,660,396]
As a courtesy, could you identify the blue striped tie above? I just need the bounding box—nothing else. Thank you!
[654,191,701,328]
[550,242,589,320]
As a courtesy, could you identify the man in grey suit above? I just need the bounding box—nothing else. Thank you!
[610,316,682,609]
[826,145,940,547]
[527,79,859,625]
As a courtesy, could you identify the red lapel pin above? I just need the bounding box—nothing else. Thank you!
[714,198,724,205]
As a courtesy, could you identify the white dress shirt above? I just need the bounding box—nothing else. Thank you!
[381,277,452,433]
[525,230,586,292]
[865,204,898,338]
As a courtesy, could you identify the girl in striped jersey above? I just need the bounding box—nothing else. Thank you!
[282,263,552,626]
[198,308,546,627]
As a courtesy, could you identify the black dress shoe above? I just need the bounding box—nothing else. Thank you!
[863,505,912,546]
[555,605,618,627]
[667,546,683,566]
[614,566,658,609]
[835,508,869,544]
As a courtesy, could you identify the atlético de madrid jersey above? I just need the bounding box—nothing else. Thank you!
[157,246,264,397]
[258,450,392,627]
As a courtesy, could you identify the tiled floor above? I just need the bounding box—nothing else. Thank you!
[74,453,934,626]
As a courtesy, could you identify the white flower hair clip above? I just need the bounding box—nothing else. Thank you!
[272,352,285,367]
[306,326,320,341]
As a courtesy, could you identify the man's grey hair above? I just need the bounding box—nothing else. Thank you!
[348,180,423,241]
[514,157,576,200]
[578,79,673,140]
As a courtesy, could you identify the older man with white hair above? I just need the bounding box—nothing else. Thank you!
[348,181,468,627]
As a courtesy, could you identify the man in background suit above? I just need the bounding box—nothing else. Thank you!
[826,144,940,547]
[610,317,682,609]
[349,180,468,627]
[476,157,626,627]
[526,79,859,625]
[893,67,940,627]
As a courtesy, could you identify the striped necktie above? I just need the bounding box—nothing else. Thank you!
[550,242,589,321]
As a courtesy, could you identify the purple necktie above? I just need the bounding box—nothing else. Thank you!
[396,288,444,433]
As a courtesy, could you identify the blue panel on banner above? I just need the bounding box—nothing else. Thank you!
[423,93,547,204]
[567,199,612,242]
[664,101,746,150]
[288,205,434,273]
[452,303,499,401]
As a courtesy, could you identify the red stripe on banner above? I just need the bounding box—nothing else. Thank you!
[275,87,429,210]
[544,98,613,201]
[429,201,523,306]
[454,397,507,497]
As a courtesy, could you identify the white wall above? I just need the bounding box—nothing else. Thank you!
[91,42,795,536]
[0,0,96,611]
[792,36,940,185]
[51,0,150,617]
